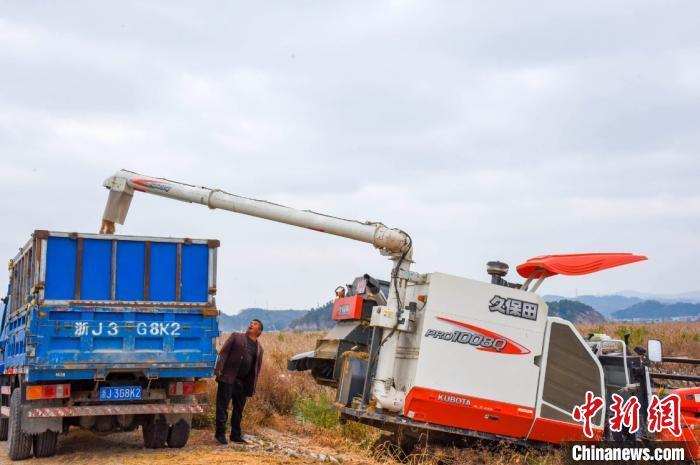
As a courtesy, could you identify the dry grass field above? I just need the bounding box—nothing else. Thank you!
[577,321,700,357]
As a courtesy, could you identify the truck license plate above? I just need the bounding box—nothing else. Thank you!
[99,386,142,401]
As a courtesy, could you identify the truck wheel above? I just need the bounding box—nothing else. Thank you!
[1,386,9,440]
[166,419,191,448]
[33,431,58,458]
[142,415,169,449]
[0,417,8,441]
[7,389,32,460]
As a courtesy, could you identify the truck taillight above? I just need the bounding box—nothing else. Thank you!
[168,381,195,396]
[26,384,70,400]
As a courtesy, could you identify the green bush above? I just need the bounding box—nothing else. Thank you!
[294,391,339,429]
[192,410,216,429]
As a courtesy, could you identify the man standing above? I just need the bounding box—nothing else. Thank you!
[214,319,264,445]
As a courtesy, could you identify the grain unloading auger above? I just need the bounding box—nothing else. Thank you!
[100,169,700,458]
[101,169,414,410]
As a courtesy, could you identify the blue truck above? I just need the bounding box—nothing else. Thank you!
[0,230,220,460]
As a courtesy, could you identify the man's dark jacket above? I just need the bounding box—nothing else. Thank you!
[215,333,264,396]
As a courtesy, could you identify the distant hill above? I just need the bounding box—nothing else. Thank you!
[615,290,700,302]
[219,308,308,332]
[545,292,700,321]
[288,301,334,331]
[546,300,606,324]
[543,294,643,316]
[612,300,700,320]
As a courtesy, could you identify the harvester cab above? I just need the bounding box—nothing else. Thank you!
[583,333,655,441]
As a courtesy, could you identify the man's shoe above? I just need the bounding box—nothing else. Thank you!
[230,436,248,444]
[215,434,228,445]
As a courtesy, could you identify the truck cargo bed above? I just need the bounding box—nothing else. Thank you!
[1,231,220,382]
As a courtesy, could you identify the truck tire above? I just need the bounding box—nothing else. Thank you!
[1,386,9,440]
[33,431,58,458]
[7,389,32,460]
[0,417,8,441]
[166,419,191,448]
[142,415,169,449]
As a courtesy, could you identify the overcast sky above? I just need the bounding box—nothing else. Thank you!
[1,1,699,313]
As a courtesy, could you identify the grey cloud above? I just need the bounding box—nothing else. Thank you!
[0,1,698,311]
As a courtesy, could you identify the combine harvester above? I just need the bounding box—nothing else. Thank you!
[98,169,700,459]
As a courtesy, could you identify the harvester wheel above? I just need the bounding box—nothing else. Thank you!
[166,419,191,448]
[33,431,58,458]
[142,415,169,449]
[372,434,394,452]
[372,429,420,462]
[396,429,419,456]
[7,389,32,460]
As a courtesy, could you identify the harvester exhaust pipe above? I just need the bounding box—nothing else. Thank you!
[487,261,509,284]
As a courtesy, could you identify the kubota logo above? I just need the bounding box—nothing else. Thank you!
[423,317,530,355]
[437,393,471,407]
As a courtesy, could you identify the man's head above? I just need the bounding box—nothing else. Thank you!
[246,319,263,338]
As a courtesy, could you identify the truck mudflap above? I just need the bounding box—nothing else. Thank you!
[24,403,204,418]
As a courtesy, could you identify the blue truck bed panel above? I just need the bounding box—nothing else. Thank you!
[181,244,209,302]
[39,233,215,304]
[1,231,220,382]
[45,237,77,300]
[81,238,112,300]
[116,240,146,300]
[150,242,177,301]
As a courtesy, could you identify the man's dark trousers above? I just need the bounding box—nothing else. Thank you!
[215,379,247,439]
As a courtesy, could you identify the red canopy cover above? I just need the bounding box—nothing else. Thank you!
[516,253,647,279]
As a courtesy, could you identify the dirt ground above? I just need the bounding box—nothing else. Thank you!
[0,427,379,465]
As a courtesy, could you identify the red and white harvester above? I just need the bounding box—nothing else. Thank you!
[100,169,700,458]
